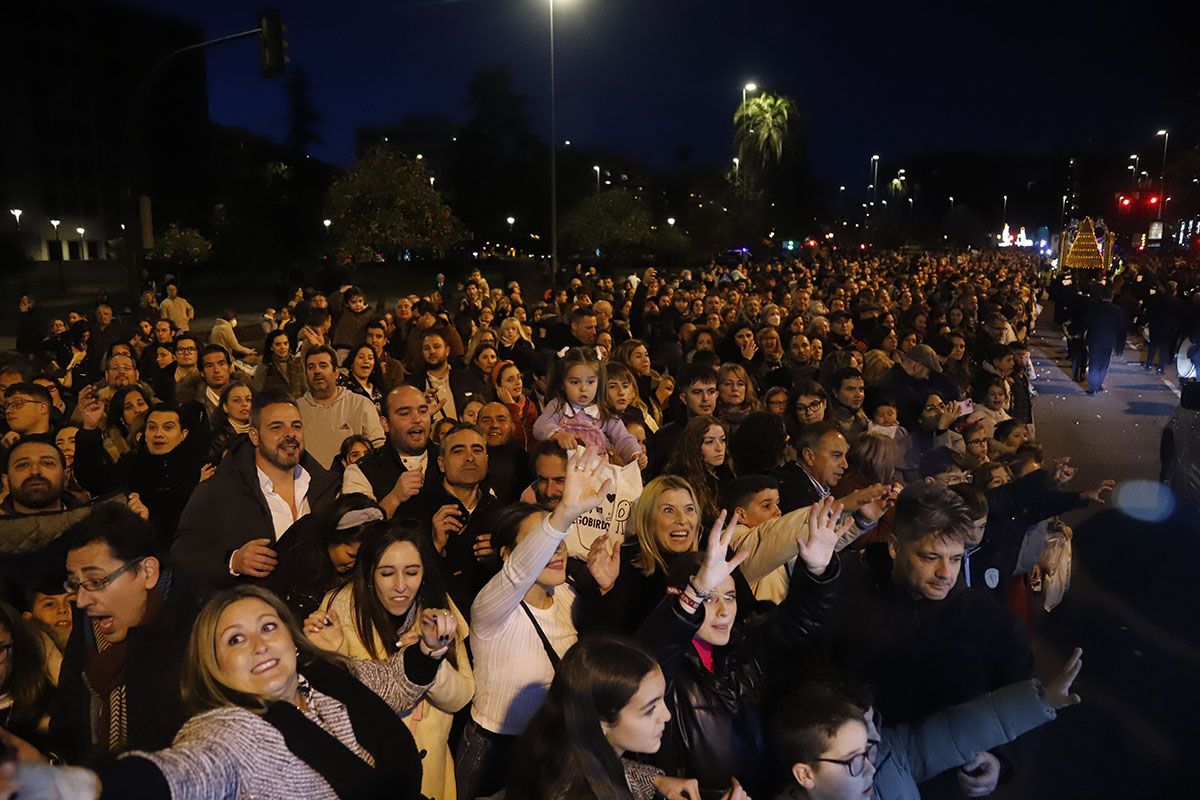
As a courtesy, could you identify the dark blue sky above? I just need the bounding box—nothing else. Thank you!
[129,0,1190,186]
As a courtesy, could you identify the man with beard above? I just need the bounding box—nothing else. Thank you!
[172,390,338,589]
[296,345,384,469]
[342,385,442,518]
[405,330,484,423]
[0,438,85,516]
[407,423,501,617]
[477,401,530,503]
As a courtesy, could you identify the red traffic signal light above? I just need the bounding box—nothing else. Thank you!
[1119,196,1131,207]
[1148,195,1160,205]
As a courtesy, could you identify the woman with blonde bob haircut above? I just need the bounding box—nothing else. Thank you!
[10,584,450,798]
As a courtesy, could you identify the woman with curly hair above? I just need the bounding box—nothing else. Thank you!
[663,416,734,528]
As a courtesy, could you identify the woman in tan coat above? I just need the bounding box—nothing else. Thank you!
[321,521,474,800]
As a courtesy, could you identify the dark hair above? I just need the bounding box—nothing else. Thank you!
[530,437,569,475]
[493,502,549,553]
[146,402,190,432]
[437,421,485,458]
[262,329,292,360]
[250,388,300,428]
[4,382,52,406]
[339,434,374,465]
[729,412,787,474]
[993,418,1025,442]
[63,502,160,563]
[509,637,658,800]
[212,380,253,429]
[949,483,989,520]
[830,367,864,393]
[569,305,596,325]
[108,384,154,438]
[547,347,612,417]
[175,332,201,349]
[720,474,780,518]
[201,343,231,366]
[308,310,331,329]
[663,416,728,524]
[4,435,64,473]
[0,603,50,736]
[768,684,866,782]
[891,482,972,545]
[304,344,339,366]
[349,520,453,661]
[343,285,365,305]
[675,362,719,393]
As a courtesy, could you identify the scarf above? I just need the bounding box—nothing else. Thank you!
[83,583,165,752]
[262,656,423,799]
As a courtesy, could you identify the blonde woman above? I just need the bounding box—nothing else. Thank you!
[321,522,473,800]
[715,363,762,431]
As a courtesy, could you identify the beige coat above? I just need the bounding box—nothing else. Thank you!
[323,585,474,800]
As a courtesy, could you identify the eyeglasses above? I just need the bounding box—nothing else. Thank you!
[817,740,878,777]
[966,438,989,446]
[3,398,47,412]
[65,558,145,594]
[796,399,824,414]
[176,346,197,354]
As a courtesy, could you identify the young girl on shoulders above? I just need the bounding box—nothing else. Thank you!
[533,347,647,468]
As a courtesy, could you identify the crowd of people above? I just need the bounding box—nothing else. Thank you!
[0,247,1141,799]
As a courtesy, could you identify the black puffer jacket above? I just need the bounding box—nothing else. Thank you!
[636,557,841,796]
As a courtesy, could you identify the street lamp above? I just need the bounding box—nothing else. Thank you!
[732,157,739,179]
[1130,154,1139,187]
[870,155,880,204]
[546,0,572,282]
[506,216,515,231]
[1156,129,1169,220]
[50,220,63,289]
[593,165,601,194]
[948,196,955,213]
[76,227,85,260]
[667,217,676,227]
[1060,194,1068,230]
[322,219,331,235]
[8,209,21,230]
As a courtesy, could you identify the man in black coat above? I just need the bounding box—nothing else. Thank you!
[478,401,531,504]
[53,504,208,762]
[71,403,206,550]
[821,483,1033,799]
[342,385,441,518]
[171,391,338,590]
[1145,281,1184,374]
[404,423,501,617]
[1084,286,1127,394]
[646,363,719,478]
[405,329,485,423]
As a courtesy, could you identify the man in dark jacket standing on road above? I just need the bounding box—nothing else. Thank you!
[1084,285,1127,394]
[821,482,1034,799]
[171,390,338,589]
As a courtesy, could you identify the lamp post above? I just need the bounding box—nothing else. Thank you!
[1130,154,1139,188]
[547,0,565,283]
[732,157,739,181]
[49,219,63,289]
[948,196,954,213]
[666,217,676,227]
[8,209,21,230]
[1156,129,1169,221]
[870,155,880,204]
[76,227,86,261]
[322,219,331,235]
[1060,194,1067,231]
[1002,194,1007,225]
[506,216,515,232]
[593,165,600,195]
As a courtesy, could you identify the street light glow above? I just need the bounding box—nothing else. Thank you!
[667,217,676,226]
[322,219,331,228]
[744,82,757,92]
[76,227,85,236]
[506,216,516,226]
[50,219,60,229]
[871,154,880,161]
[1157,129,1167,136]
[9,209,21,226]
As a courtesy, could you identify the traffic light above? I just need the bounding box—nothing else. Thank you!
[1119,196,1131,208]
[258,10,288,77]
[1148,195,1160,206]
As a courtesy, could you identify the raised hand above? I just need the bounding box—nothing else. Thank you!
[303,607,344,653]
[840,483,890,521]
[797,497,847,577]
[1052,457,1077,486]
[1080,479,1115,504]
[692,511,749,595]
[549,447,614,529]
[126,492,150,521]
[586,534,621,594]
[431,505,463,553]
[198,463,217,482]
[77,386,105,430]
[1043,647,1083,710]
[418,608,455,658]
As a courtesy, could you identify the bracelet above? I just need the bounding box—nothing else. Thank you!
[676,589,702,612]
[687,576,714,601]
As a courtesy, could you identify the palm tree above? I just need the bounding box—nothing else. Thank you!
[733,92,799,168]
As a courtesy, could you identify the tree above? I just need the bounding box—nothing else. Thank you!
[560,191,653,266]
[325,147,469,263]
[285,68,324,157]
[151,223,211,265]
[734,92,800,170]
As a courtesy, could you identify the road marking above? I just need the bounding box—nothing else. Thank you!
[1163,378,1180,398]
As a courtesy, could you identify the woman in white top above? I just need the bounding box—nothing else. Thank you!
[456,447,614,800]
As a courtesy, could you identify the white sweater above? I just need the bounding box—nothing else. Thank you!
[297,389,386,469]
[469,517,577,735]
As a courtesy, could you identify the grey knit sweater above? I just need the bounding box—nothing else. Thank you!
[127,650,433,799]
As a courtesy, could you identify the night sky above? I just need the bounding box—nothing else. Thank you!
[127,0,1192,187]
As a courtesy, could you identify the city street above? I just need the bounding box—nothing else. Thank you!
[1016,314,1196,798]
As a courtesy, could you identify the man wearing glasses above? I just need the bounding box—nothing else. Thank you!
[52,503,206,760]
[2,383,53,446]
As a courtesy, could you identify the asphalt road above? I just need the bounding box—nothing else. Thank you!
[1010,317,1198,799]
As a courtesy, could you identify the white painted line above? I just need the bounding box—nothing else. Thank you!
[1163,379,1181,398]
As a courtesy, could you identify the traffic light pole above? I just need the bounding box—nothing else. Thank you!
[120,22,281,296]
